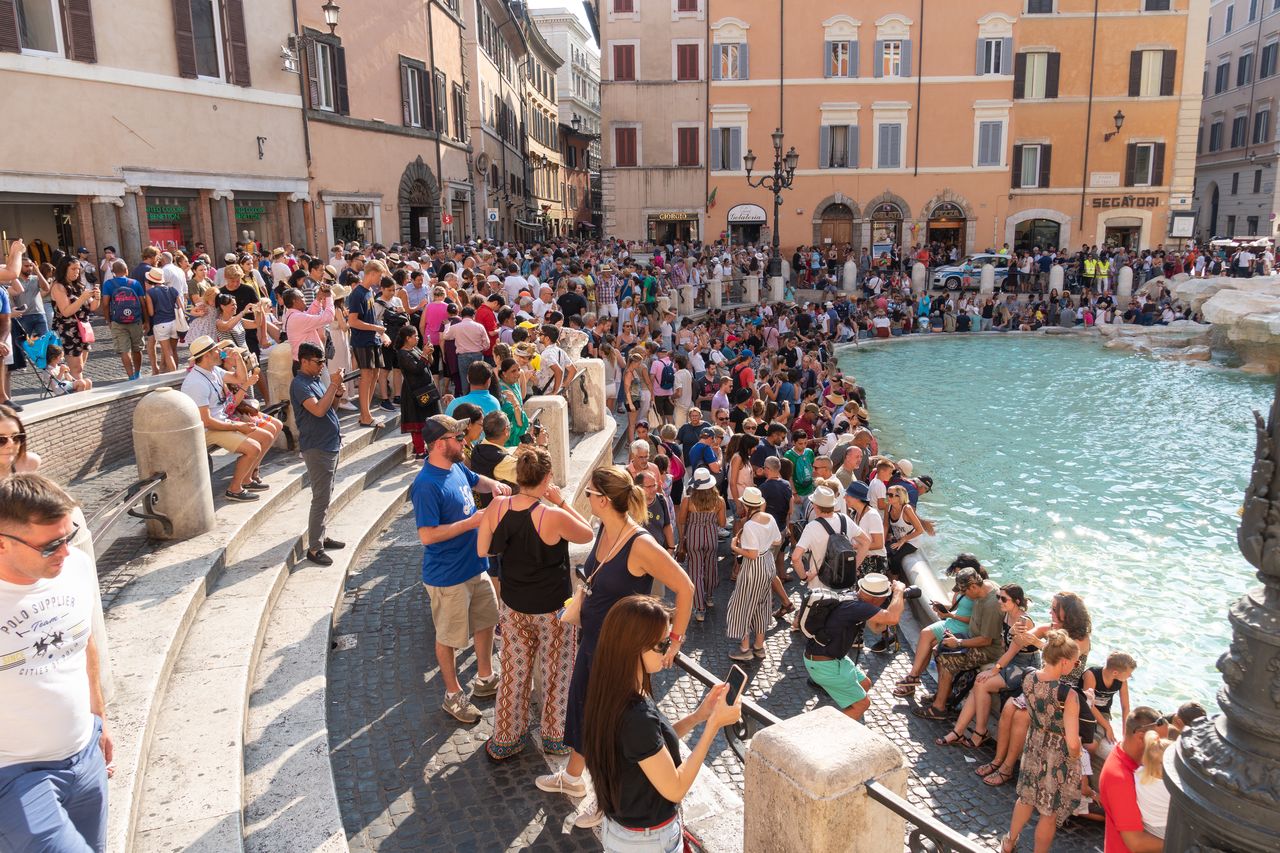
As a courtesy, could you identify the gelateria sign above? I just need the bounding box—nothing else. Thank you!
[1091,195,1161,209]
[726,203,767,224]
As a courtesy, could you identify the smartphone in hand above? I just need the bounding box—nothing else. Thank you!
[725,664,748,705]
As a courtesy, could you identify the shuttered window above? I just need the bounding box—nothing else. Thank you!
[1209,121,1224,152]
[676,43,700,81]
[1014,52,1059,99]
[1254,109,1271,145]
[613,0,634,11]
[1262,42,1279,78]
[1026,0,1054,12]
[676,0,698,11]
[1231,115,1248,148]
[1238,52,1255,88]
[613,43,635,81]
[677,126,700,166]
[710,127,742,171]
[305,36,348,115]
[977,38,1012,75]
[1128,50,1176,97]
[976,121,1003,166]
[400,60,426,128]
[826,41,855,78]
[818,125,859,169]
[877,123,902,169]
[171,0,249,85]
[1011,144,1051,189]
[0,0,96,61]
[711,43,747,80]
[615,127,638,167]
[1124,142,1165,187]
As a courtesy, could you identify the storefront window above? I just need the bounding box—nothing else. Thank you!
[333,202,374,246]
[235,198,275,251]
[870,202,903,259]
[647,214,699,245]
[1014,218,1062,251]
[145,194,195,252]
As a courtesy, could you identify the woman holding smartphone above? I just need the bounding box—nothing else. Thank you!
[583,595,741,852]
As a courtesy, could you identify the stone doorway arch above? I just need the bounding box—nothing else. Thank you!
[922,190,975,256]
[398,156,441,248]
[811,193,862,249]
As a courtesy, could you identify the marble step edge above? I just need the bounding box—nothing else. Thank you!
[241,465,419,853]
[106,434,410,853]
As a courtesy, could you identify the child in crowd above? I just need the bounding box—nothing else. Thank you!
[45,343,91,394]
[1082,652,1137,759]
[1134,732,1173,839]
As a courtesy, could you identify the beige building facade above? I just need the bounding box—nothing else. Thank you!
[1194,0,1280,240]
[523,18,566,238]
[597,0,1206,253]
[594,0,709,243]
[0,0,308,260]
[298,0,472,251]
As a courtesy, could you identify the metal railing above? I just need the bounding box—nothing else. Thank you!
[87,473,171,553]
[671,651,987,853]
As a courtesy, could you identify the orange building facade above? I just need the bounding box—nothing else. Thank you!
[600,0,1209,255]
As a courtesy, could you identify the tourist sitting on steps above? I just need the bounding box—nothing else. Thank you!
[800,573,906,721]
[892,567,980,698]
[910,567,1005,721]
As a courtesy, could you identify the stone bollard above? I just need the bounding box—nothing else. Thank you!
[657,295,672,317]
[1117,266,1134,301]
[911,262,927,294]
[781,259,792,288]
[678,285,695,316]
[709,276,723,309]
[132,388,216,540]
[266,344,295,449]
[569,358,606,433]
[523,395,569,487]
[769,274,784,304]
[844,258,858,292]
[745,706,909,853]
[1049,263,1064,292]
[744,275,760,305]
[980,263,996,295]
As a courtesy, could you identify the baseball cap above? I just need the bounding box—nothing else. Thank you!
[421,414,471,444]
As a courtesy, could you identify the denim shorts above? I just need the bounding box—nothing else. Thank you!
[601,815,683,853]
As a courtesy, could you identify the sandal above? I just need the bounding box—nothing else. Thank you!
[1000,832,1018,853]
[912,704,948,721]
[934,730,963,747]
[976,762,1000,777]
[961,731,988,749]
[892,681,920,698]
[983,768,1014,787]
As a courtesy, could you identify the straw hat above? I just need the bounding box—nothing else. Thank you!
[187,335,234,362]
[740,486,764,507]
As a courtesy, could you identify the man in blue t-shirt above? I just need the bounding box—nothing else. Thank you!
[101,259,147,379]
[412,414,512,724]
[687,426,720,474]
[444,360,501,418]
[345,259,391,428]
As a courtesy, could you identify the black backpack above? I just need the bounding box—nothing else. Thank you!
[815,516,859,590]
[797,588,848,646]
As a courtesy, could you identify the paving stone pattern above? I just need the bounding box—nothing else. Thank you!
[329,508,1103,853]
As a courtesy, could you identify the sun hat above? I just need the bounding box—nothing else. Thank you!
[224,252,238,263]
[271,247,285,258]
[691,467,716,491]
[187,335,233,362]
[858,573,892,597]
[740,486,764,507]
[810,486,837,509]
[145,268,165,285]
[329,283,350,299]
[421,414,471,444]
[896,459,914,477]
[845,481,870,503]
[825,393,846,407]
[323,264,339,281]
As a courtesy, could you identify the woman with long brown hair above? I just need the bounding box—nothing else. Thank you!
[50,256,99,382]
[582,595,740,852]
[477,445,594,760]
[535,465,693,831]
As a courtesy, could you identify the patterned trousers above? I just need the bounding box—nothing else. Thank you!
[487,607,578,759]
[725,552,774,643]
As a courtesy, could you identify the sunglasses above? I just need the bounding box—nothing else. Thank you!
[651,636,673,655]
[0,433,26,447]
[585,487,603,498]
[997,595,1010,603]
[0,522,80,558]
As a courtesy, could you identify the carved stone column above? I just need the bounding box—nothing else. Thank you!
[288,193,308,250]
[210,190,234,258]
[119,187,143,262]
[1164,377,1280,852]
[90,197,123,259]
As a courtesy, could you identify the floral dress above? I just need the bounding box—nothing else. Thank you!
[52,281,91,356]
[1016,673,1082,826]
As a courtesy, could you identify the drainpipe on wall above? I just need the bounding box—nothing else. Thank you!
[289,0,316,250]
[913,0,924,178]
[1079,0,1100,233]
[427,5,447,248]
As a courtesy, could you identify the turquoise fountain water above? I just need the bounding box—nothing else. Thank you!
[839,335,1273,712]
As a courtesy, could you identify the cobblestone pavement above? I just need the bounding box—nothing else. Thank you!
[329,507,1104,853]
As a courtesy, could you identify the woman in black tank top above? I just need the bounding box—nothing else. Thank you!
[476,446,593,761]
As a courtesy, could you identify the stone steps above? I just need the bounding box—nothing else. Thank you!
[128,437,409,852]
[103,416,403,853]
[241,464,418,853]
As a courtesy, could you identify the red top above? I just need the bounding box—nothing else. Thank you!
[475,304,499,356]
[1097,746,1143,853]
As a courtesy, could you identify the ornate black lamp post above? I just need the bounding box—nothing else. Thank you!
[1164,378,1280,851]
[743,128,798,283]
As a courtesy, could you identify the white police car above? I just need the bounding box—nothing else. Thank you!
[930,253,1011,291]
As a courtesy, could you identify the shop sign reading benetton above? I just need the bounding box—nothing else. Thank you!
[1091,196,1161,209]
[726,203,767,223]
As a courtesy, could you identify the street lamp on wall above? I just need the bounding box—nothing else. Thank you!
[1104,109,1125,142]
[321,0,341,35]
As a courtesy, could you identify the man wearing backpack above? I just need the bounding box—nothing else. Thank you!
[790,486,870,592]
[100,259,147,380]
[649,344,676,427]
[798,573,906,720]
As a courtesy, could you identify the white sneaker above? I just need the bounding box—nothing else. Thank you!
[338,401,358,411]
[535,770,587,798]
[573,808,604,829]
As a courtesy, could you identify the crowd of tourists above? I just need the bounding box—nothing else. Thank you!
[0,232,1221,853]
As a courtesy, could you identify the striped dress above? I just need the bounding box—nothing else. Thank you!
[683,508,720,611]
[726,515,780,642]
